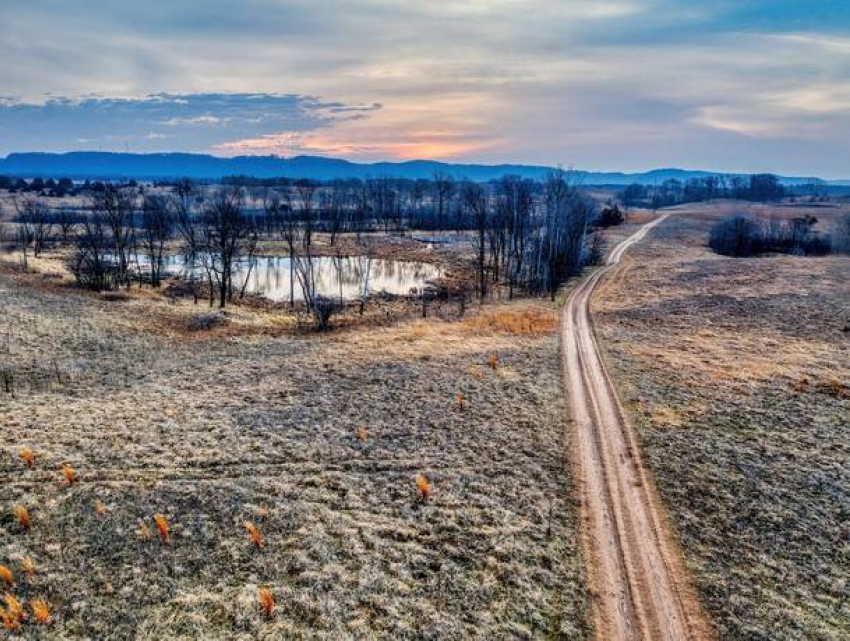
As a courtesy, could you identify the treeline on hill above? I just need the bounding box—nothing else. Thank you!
[709,213,850,257]
[0,176,79,198]
[3,171,615,328]
[619,173,827,209]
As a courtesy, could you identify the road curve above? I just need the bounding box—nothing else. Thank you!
[562,215,714,641]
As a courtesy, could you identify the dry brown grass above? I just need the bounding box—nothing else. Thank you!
[462,307,557,336]
[0,262,588,638]
[595,205,850,639]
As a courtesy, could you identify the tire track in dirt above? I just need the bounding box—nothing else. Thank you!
[562,216,714,640]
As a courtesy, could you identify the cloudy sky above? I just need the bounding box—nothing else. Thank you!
[1,1,849,177]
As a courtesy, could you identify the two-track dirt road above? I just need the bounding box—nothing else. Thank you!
[562,215,714,640]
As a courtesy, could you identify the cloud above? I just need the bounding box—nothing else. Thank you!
[0,93,380,154]
[0,1,849,175]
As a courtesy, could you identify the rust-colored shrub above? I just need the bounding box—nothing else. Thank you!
[153,514,170,544]
[257,505,269,521]
[244,521,264,550]
[456,390,466,410]
[0,566,13,588]
[20,447,35,468]
[13,506,31,531]
[30,599,50,625]
[489,353,499,370]
[416,473,432,501]
[1,607,21,632]
[257,587,275,619]
[2,595,23,629]
[62,464,77,486]
[94,500,108,516]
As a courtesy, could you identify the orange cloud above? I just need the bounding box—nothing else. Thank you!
[213,130,496,161]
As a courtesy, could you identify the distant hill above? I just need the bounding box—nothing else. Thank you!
[0,151,838,186]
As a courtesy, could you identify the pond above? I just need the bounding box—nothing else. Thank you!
[132,254,443,303]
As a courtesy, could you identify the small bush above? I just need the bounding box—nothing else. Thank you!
[187,311,229,332]
[595,204,625,228]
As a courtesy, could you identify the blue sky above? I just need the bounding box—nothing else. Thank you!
[1,1,849,177]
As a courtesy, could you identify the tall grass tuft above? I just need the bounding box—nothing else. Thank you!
[2,595,23,630]
[62,464,77,486]
[13,506,31,532]
[244,521,264,550]
[153,514,170,545]
[19,447,35,468]
[257,587,275,619]
[30,598,50,625]
[456,390,466,410]
[416,473,432,501]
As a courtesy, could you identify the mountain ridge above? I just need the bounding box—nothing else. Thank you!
[0,151,843,185]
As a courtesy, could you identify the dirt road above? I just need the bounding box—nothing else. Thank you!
[562,215,713,640]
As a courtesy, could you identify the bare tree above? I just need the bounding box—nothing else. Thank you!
[55,207,76,241]
[92,186,136,286]
[199,188,256,308]
[432,171,456,229]
[461,181,490,299]
[70,212,114,291]
[139,195,175,287]
[14,197,53,257]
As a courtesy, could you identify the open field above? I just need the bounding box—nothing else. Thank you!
[0,252,589,638]
[593,202,850,639]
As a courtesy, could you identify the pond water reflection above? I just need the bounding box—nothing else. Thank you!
[151,254,442,303]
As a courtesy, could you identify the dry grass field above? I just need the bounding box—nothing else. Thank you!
[0,253,589,638]
[594,202,849,640]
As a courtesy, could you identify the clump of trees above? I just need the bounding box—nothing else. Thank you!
[594,203,625,228]
[708,214,838,257]
[620,173,793,209]
[1,176,77,197]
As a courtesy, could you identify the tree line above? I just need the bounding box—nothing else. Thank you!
[708,213,850,257]
[618,174,829,209]
[4,170,613,326]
